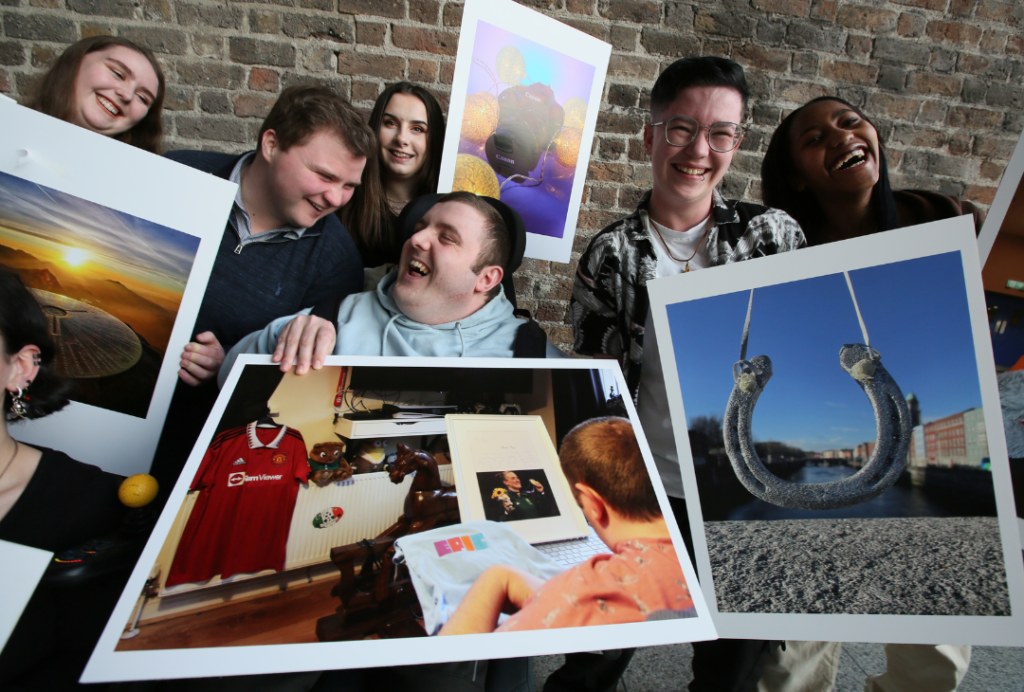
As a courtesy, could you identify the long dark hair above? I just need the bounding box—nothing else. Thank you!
[761,96,900,244]
[29,36,166,154]
[342,82,446,265]
[1,271,71,421]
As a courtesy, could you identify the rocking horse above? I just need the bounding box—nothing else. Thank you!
[315,444,460,642]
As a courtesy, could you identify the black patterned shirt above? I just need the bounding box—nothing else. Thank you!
[571,189,806,401]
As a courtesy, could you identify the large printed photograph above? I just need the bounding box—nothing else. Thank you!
[0,170,199,419]
[977,126,1024,534]
[649,219,1024,645]
[0,102,235,476]
[83,358,715,682]
[439,0,610,263]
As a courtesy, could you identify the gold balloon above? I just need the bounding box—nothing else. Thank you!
[453,153,501,199]
[496,46,526,86]
[461,92,498,143]
[554,128,582,169]
[562,97,588,131]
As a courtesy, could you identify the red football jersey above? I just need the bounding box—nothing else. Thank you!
[166,423,310,587]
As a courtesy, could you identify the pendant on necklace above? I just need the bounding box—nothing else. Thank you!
[683,264,690,273]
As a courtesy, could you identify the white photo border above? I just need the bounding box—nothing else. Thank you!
[82,356,717,683]
[436,0,611,264]
[648,216,1024,645]
[0,101,236,476]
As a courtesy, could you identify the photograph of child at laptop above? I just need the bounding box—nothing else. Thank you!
[439,417,696,634]
[478,469,560,522]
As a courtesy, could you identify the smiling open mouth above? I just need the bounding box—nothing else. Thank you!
[97,95,122,117]
[672,164,708,177]
[833,150,867,171]
[309,200,325,213]
[390,150,413,160]
[409,259,431,276]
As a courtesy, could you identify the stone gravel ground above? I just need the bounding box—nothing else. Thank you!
[704,517,1009,615]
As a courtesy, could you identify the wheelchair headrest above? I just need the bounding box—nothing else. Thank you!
[396,193,527,275]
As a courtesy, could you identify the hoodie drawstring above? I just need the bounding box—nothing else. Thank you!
[455,322,466,357]
[381,313,400,356]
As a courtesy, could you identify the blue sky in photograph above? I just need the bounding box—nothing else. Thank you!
[666,251,984,452]
[0,169,199,295]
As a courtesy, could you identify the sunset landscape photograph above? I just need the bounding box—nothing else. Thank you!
[0,169,200,418]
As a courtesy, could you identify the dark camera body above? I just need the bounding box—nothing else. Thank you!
[485,83,564,178]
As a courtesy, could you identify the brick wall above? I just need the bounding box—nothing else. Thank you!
[3,0,1021,350]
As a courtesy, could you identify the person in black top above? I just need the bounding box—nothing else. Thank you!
[0,269,128,690]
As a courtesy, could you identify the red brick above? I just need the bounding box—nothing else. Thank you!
[338,0,405,19]
[845,35,872,60]
[892,0,947,10]
[752,0,810,16]
[408,58,437,82]
[897,12,925,37]
[233,93,276,118]
[733,43,791,72]
[965,185,997,205]
[776,79,829,105]
[926,20,982,47]
[1007,35,1024,54]
[440,61,455,84]
[597,0,659,23]
[948,106,1003,128]
[906,72,963,98]
[866,92,923,120]
[976,0,1021,24]
[607,54,659,80]
[248,67,279,92]
[336,52,405,79]
[352,80,380,103]
[391,25,458,56]
[836,4,897,31]
[586,162,633,183]
[567,0,595,13]
[980,161,1003,180]
[0,69,9,93]
[356,21,386,46]
[81,22,113,38]
[809,0,837,20]
[588,184,618,207]
[535,303,565,322]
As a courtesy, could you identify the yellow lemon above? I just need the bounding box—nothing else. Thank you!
[119,474,159,508]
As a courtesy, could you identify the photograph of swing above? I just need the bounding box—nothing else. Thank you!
[648,216,1024,645]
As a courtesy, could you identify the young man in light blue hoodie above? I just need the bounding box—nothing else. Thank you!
[220,190,562,385]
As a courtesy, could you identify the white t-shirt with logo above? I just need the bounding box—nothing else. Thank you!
[637,215,711,498]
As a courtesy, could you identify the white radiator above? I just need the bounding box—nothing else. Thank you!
[284,465,456,569]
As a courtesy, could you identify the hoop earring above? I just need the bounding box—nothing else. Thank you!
[9,386,28,419]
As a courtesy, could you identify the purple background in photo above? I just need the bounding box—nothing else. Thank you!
[459,20,597,240]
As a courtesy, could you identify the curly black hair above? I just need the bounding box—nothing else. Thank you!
[1,270,72,421]
[761,96,900,244]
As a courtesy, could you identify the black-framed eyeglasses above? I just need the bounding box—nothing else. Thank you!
[650,116,744,153]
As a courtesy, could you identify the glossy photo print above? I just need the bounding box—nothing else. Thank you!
[0,170,199,419]
[0,101,234,475]
[83,358,716,682]
[439,0,610,263]
[649,217,1024,646]
[977,125,1024,537]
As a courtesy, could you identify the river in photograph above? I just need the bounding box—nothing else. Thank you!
[726,464,993,521]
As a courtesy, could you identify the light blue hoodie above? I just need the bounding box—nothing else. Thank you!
[221,270,562,384]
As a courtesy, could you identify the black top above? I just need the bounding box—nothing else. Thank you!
[0,447,127,690]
